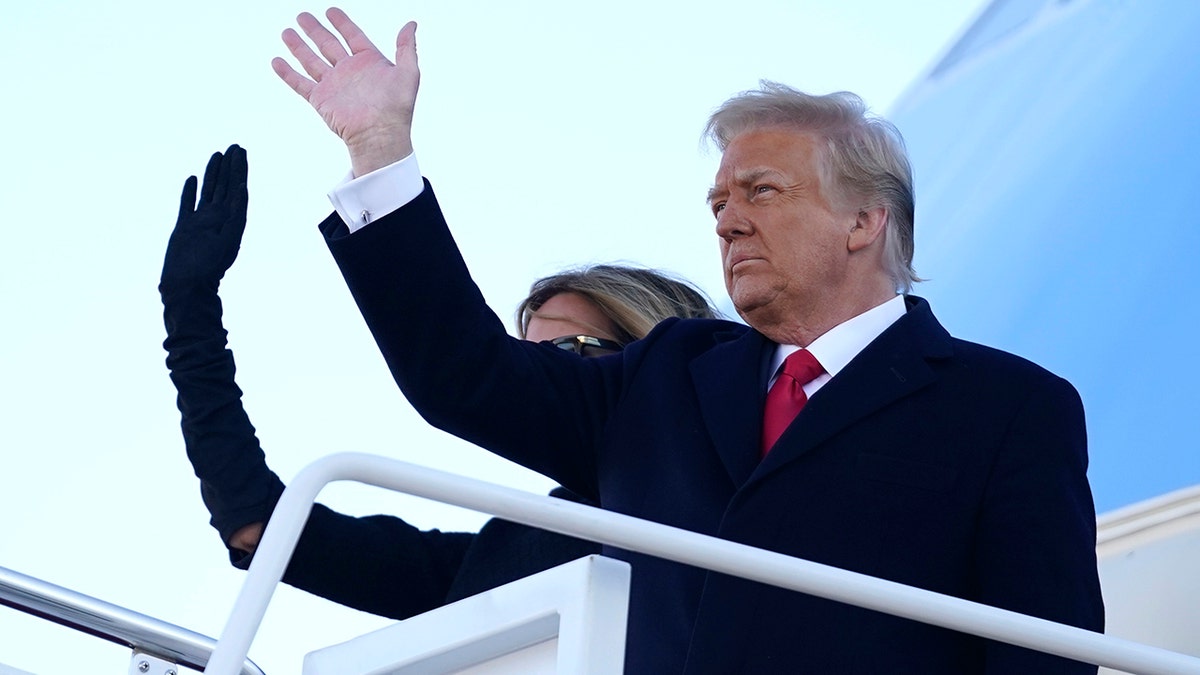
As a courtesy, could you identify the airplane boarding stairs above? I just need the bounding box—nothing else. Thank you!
[3,453,1199,674]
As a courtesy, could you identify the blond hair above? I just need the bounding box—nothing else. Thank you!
[516,265,719,344]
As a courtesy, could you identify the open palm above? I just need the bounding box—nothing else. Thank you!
[273,8,419,176]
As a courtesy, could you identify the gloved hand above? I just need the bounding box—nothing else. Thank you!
[160,144,248,292]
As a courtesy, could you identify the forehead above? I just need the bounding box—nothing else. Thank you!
[726,126,819,161]
[708,129,827,206]
[714,128,824,185]
[524,292,618,343]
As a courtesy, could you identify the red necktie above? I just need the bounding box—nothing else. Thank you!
[761,349,824,456]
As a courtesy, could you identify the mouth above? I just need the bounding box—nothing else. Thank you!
[728,255,761,272]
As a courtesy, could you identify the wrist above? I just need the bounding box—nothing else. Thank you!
[229,522,265,554]
[348,127,414,178]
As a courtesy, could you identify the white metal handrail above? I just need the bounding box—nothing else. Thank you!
[0,564,265,675]
[205,452,1200,675]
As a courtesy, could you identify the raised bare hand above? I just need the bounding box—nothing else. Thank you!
[272,8,419,177]
[161,145,249,292]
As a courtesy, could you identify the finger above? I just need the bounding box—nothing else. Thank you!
[199,151,223,205]
[395,21,418,68]
[229,146,250,231]
[271,57,316,100]
[178,175,198,222]
[213,147,233,204]
[327,7,382,58]
[227,144,248,188]
[297,10,351,66]
[281,27,332,83]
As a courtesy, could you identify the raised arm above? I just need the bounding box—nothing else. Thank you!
[160,144,280,550]
[161,147,474,618]
[272,7,419,177]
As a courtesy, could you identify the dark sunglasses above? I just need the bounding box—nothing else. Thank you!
[550,335,625,357]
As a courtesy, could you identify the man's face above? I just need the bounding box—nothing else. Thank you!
[708,128,860,329]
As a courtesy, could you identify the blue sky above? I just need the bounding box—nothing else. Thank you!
[1,1,1017,672]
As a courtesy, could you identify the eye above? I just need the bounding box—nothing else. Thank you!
[754,185,775,195]
[712,202,726,217]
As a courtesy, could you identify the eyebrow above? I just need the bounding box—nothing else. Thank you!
[707,167,787,204]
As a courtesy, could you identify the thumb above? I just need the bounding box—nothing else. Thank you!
[395,21,418,68]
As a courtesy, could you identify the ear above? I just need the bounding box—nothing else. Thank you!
[847,206,888,252]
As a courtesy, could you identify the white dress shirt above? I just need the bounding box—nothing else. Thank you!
[329,154,424,233]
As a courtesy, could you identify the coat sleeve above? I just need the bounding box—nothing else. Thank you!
[975,374,1104,673]
[319,181,623,499]
[266,503,475,619]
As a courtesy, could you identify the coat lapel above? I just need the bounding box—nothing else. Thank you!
[689,327,774,488]
[750,297,955,483]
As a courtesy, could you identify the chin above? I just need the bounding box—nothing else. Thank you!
[730,295,767,321]
[729,280,770,314]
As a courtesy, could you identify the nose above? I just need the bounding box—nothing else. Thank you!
[715,199,752,241]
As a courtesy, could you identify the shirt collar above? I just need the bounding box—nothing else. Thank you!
[769,295,906,390]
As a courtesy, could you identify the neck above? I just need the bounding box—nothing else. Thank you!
[747,288,898,347]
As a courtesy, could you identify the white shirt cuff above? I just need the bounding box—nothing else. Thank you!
[328,153,424,233]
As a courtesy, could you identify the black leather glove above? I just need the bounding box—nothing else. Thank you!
[160,144,248,292]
